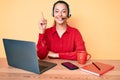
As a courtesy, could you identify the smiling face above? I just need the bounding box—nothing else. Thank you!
[53,3,68,25]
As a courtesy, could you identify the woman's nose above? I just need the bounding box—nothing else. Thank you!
[58,12,62,16]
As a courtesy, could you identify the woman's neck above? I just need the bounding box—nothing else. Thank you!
[56,23,67,30]
[56,23,67,38]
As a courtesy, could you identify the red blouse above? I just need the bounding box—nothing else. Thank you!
[37,25,86,60]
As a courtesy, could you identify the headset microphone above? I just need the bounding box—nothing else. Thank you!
[62,18,66,20]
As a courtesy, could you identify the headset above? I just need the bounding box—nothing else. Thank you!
[52,0,71,18]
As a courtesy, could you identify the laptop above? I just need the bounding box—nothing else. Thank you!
[3,38,57,74]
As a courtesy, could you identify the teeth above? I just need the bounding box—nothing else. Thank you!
[58,19,62,21]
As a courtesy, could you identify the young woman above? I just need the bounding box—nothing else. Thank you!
[37,0,86,60]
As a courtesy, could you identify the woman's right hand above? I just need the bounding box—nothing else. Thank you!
[38,12,47,34]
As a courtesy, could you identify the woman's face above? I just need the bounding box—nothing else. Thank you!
[54,3,68,25]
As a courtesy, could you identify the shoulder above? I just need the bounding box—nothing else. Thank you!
[46,26,54,30]
[67,25,80,33]
[68,25,84,39]
[45,26,55,32]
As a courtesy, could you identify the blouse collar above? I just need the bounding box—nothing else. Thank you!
[51,24,71,34]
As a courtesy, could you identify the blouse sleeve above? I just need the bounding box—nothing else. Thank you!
[37,33,49,59]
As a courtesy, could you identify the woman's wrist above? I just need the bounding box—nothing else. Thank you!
[48,51,59,58]
[39,29,45,34]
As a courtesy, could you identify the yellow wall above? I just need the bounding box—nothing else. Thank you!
[0,0,120,59]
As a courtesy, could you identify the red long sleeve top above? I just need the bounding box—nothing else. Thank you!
[37,25,86,60]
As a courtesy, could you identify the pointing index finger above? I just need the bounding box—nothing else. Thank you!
[41,12,45,19]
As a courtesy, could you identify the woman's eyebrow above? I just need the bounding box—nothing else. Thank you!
[55,9,59,10]
[55,9,67,11]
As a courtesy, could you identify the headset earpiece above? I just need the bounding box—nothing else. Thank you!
[68,13,71,18]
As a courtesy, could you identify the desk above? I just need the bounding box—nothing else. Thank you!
[0,58,120,80]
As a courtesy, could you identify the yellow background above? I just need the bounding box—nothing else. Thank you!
[0,0,120,59]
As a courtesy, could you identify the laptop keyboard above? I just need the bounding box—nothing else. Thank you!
[39,65,48,71]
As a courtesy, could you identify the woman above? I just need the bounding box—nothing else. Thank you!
[37,0,86,60]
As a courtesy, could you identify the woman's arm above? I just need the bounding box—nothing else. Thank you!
[37,13,48,59]
[37,33,49,59]
[59,29,86,60]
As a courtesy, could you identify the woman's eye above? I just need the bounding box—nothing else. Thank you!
[55,11,59,13]
[63,11,67,13]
